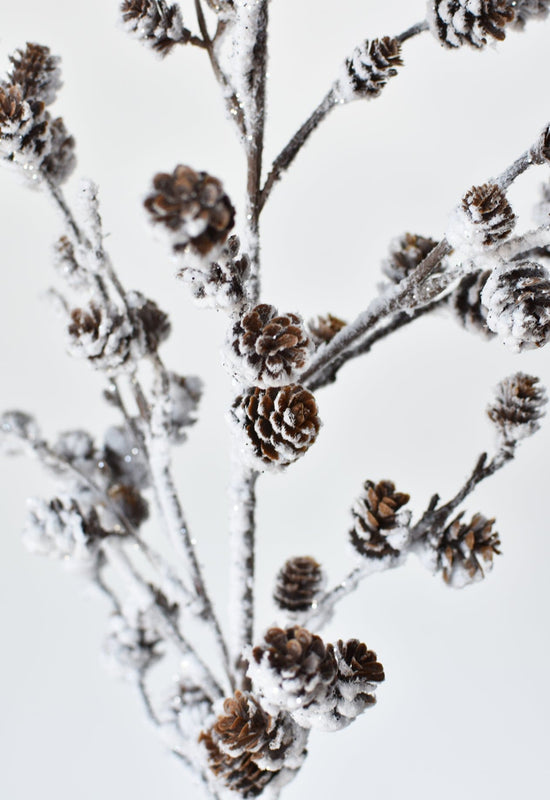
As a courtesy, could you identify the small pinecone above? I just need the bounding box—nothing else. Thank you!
[334,639,385,722]
[447,270,495,339]
[307,314,346,346]
[274,556,324,614]
[227,304,313,387]
[487,372,547,445]
[67,302,139,372]
[8,43,62,105]
[178,235,250,311]
[429,512,501,588]
[127,291,171,352]
[334,37,403,103]
[205,692,275,759]
[231,385,321,470]
[481,261,550,351]
[107,483,149,528]
[199,732,276,798]
[382,233,439,283]
[511,0,550,29]
[461,184,516,247]
[0,84,51,164]
[40,116,76,185]
[427,0,516,49]
[350,480,411,560]
[120,0,191,55]
[144,165,235,255]
[251,627,338,723]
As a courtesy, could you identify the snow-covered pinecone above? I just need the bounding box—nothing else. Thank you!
[40,116,76,184]
[350,479,411,560]
[23,496,106,575]
[427,0,516,48]
[127,291,171,352]
[333,639,385,723]
[178,235,250,311]
[0,84,51,172]
[200,733,277,798]
[144,164,235,255]
[425,512,501,588]
[250,627,338,728]
[307,314,347,346]
[481,261,550,350]
[204,692,276,759]
[101,425,150,489]
[120,0,191,55]
[107,483,149,528]
[487,372,547,446]
[67,301,143,372]
[461,183,516,247]
[511,0,550,28]
[103,611,162,679]
[7,43,62,106]
[274,556,324,615]
[227,304,313,387]
[334,37,403,103]
[231,385,321,470]
[447,270,495,339]
[0,410,40,455]
[382,233,438,284]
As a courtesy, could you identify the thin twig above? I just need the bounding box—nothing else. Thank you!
[396,20,429,43]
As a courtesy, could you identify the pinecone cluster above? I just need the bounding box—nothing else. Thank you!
[307,314,347,346]
[273,556,325,615]
[511,0,550,29]
[120,0,191,56]
[178,235,250,311]
[226,304,313,387]
[446,270,495,339]
[144,164,235,256]
[481,261,550,350]
[334,37,403,103]
[230,385,321,470]
[427,0,516,49]
[0,43,75,184]
[487,372,547,446]
[382,233,439,284]
[425,512,501,588]
[350,479,411,560]
[249,626,384,731]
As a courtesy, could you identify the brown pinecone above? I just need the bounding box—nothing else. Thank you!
[307,314,347,346]
[427,0,516,49]
[334,639,385,721]
[8,42,61,105]
[144,165,235,255]
[127,291,171,352]
[487,372,547,445]
[67,302,138,372]
[481,261,550,350]
[511,0,550,29]
[121,0,191,55]
[0,84,50,161]
[40,116,76,185]
[382,233,438,284]
[430,512,501,588]
[107,483,149,528]
[199,731,276,797]
[447,270,495,339]
[227,304,313,387]
[231,385,321,470]
[350,480,411,559]
[273,556,324,614]
[334,37,403,102]
[208,692,275,758]
[461,183,516,246]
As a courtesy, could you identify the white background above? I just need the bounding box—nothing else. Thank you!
[1,2,549,798]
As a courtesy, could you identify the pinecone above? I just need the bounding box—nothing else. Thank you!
[120,0,191,55]
[67,302,139,372]
[334,639,385,722]
[205,692,275,758]
[427,0,516,49]
[273,556,324,614]
[127,291,171,352]
[199,731,277,797]
[8,43,62,105]
[447,270,495,339]
[144,164,235,255]
[178,235,250,311]
[107,483,149,528]
[487,372,547,445]
[511,0,550,29]
[350,480,411,560]
[40,116,76,185]
[227,304,313,387]
[307,314,347,346]
[460,183,516,247]
[231,385,321,470]
[0,84,50,164]
[334,37,403,103]
[250,627,338,724]
[382,233,438,284]
[481,261,550,351]
[428,512,501,588]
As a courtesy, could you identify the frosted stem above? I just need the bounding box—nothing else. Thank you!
[228,439,258,682]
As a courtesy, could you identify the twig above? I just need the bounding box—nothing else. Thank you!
[396,20,429,43]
